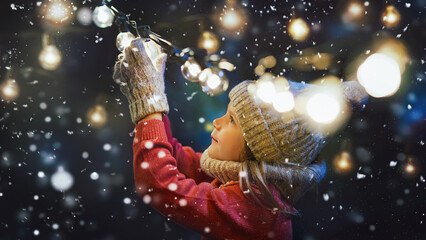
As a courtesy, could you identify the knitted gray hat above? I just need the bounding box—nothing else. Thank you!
[229,80,368,166]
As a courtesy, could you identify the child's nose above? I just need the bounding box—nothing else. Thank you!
[213,118,220,130]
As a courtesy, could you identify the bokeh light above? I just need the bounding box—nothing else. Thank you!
[87,105,107,128]
[198,31,220,54]
[92,5,115,28]
[0,78,19,102]
[288,18,310,42]
[39,45,62,71]
[51,166,74,192]
[357,53,401,98]
[198,67,229,96]
[181,58,202,82]
[382,5,401,28]
[333,151,354,174]
[42,0,74,26]
[306,93,341,124]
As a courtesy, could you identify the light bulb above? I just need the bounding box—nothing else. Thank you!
[357,53,401,98]
[43,0,73,26]
[381,5,401,28]
[0,78,19,101]
[116,32,135,52]
[77,6,92,26]
[198,31,220,54]
[39,45,62,71]
[333,152,353,174]
[92,5,114,28]
[51,166,74,192]
[87,105,107,128]
[198,67,228,96]
[221,9,245,31]
[288,18,310,42]
[181,58,202,82]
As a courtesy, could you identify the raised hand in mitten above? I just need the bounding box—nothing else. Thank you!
[112,38,169,124]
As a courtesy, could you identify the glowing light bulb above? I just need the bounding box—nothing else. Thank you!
[357,53,401,98]
[43,0,73,26]
[405,163,415,173]
[198,31,220,54]
[77,6,92,26]
[222,9,243,31]
[0,79,19,101]
[382,5,401,28]
[348,2,363,16]
[288,18,310,42]
[51,166,74,192]
[199,67,229,96]
[333,152,353,173]
[116,32,135,52]
[92,5,114,28]
[39,45,62,71]
[87,105,107,128]
[306,93,341,124]
[181,58,202,82]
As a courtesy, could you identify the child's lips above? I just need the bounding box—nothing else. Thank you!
[211,135,218,143]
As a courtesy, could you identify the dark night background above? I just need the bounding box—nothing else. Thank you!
[0,0,425,239]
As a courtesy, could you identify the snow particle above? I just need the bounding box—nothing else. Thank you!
[33,229,40,236]
[323,193,329,201]
[29,144,37,152]
[178,198,188,207]
[143,194,151,204]
[34,195,39,200]
[103,143,112,151]
[82,151,89,159]
[141,162,149,169]
[389,161,397,167]
[90,172,99,180]
[144,141,154,149]
[357,172,366,179]
[204,227,211,233]
[157,150,166,158]
[45,116,52,123]
[167,183,178,191]
[37,171,45,178]
[39,102,47,110]
[123,197,131,204]
[198,117,205,123]
[52,223,59,230]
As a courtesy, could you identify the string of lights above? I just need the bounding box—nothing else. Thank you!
[92,1,235,97]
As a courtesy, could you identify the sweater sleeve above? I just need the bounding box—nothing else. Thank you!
[133,119,292,240]
[161,115,214,184]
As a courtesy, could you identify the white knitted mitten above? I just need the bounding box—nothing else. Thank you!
[113,38,169,124]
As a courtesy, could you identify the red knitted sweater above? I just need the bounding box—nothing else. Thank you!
[132,115,293,240]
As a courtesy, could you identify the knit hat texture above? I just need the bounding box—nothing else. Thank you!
[228,80,368,166]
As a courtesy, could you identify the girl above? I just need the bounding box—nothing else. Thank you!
[113,38,366,240]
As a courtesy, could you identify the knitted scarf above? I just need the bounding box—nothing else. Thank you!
[200,147,242,184]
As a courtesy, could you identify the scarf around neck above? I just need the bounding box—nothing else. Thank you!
[200,147,242,184]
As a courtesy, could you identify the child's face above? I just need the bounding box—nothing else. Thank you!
[208,102,245,162]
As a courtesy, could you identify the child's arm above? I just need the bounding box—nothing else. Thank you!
[133,118,292,240]
[161,114,214,184]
